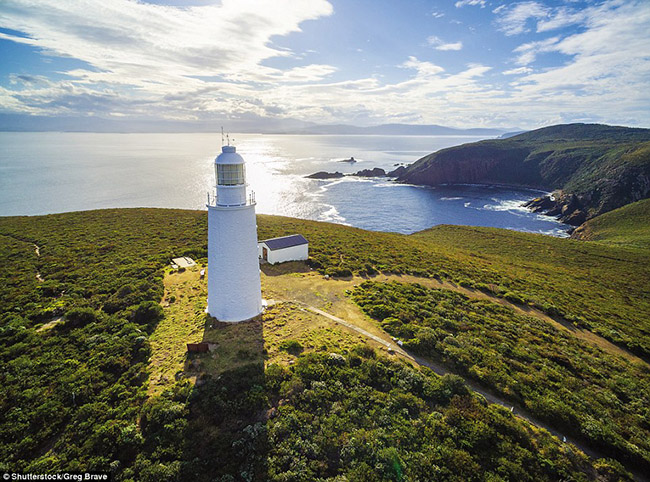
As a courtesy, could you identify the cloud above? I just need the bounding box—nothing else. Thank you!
[431,11,445,18]
[536,7,588,32]
[427,36,463,51]
[507,0,650,123]
[0,0,335,117]
[0,0,649,129]
[437,42,463,51]
[502,67,533,75]
[455,0,486,8]
[401,57,445,76]
[495,2,549,36]
[513,36,560,65]
[9,74,52,86]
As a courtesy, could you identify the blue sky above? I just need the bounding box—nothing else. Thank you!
[1,0,649,130]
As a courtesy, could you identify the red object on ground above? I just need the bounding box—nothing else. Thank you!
[187,342,209,353]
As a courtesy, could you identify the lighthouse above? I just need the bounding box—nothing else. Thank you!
[207,144,262,322]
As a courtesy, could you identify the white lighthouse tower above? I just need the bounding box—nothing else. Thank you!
[207,144,262,322]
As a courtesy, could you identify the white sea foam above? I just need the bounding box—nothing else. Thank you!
[328,157,366,163]
[373,182,414,188]
[320,177,374,190]
[319,204,348,224]
[440,196,463,201]
[481,199,529,213]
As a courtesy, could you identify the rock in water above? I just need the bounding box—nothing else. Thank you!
[353,167,386,177]
[305,171,345,179]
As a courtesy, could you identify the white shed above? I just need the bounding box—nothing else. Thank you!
[258,234,309,264]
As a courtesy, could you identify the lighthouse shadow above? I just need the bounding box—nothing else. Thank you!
[179,315,269,481]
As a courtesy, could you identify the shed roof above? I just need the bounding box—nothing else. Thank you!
[171,256,196,268]
[260,234,308,251]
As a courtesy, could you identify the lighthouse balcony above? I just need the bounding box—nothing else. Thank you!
[207,190,256,208]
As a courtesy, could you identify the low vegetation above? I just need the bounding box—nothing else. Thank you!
[350,281,650,473]
[0,207,648,479]
[571,199,650,249]
[258,214,650,359]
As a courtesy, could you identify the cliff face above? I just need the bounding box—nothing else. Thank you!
[397,144,537,187]
[393,124,650,225]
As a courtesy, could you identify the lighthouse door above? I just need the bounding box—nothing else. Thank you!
[262,247,268,262]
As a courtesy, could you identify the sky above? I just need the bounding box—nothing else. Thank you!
[0,0,649,130]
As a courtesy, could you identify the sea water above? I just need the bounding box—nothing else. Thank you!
[0,132,569,236]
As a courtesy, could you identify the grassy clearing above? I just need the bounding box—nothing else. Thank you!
[148,265,207,395]
[149,263,394,396]
[257,214,650,359]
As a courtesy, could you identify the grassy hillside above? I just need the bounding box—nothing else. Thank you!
[571,199,650,249]
[1,208,648,480]
[395,123,650,223]
[257,215,650,359]
[1,208,649,356]
[351,281,650,472]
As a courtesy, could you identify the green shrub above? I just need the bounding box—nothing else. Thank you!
[132,301,164,326]
[65,307,101,328]
[279,339,303,356]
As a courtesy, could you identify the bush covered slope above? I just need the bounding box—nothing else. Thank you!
[351,281,650,473]
[1,208,648,480]
[571,199,650,249]
[394,124,650,223]
[258,215,650,359]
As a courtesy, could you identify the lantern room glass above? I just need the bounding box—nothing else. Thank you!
[216,163,245,186]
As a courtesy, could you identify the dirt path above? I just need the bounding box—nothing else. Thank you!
[263,268,646,367]
[298,298,646,481]
[0,234,45,282]
[262,267,647,480]
[298,303,407,355]
[375,273,646,366]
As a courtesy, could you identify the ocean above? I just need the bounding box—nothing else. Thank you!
[0,132,569,236]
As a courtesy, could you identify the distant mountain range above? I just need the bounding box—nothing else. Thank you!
[0,114,512,136]
[0,114,314,134]
[278,123,511,136]
[392,123,650,225]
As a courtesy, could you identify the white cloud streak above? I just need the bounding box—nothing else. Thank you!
[455,0,486,8]
[0,0,335,118]
[495,1,549,36]
[513,36,560,65]
[0,0,649,129]
[502,67,533,75]
[427,35,463,51]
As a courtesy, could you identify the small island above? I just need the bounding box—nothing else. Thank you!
[339,156,357,163]
[306,167,387,179]
[305,171,345,179]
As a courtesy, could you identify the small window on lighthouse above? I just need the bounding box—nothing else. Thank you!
[217,164,245,185]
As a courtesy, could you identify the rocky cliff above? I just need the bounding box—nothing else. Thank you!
[393,124,650,225]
